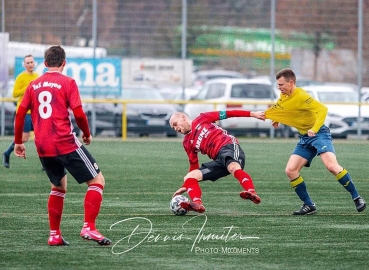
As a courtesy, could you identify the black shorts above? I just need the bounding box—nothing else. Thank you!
[40,145,100,186]
[200,143,245,182]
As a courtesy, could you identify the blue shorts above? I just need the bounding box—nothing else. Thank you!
[292,125,335,167]
[23,114,33,132]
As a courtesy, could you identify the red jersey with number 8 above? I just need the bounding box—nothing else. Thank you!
[20,71,83,157]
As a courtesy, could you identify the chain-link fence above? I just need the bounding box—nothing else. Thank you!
[1,0,369,138]
[1,0,368,84]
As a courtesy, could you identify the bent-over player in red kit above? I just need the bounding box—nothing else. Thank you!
[169,110,265,213]
[13,45,111,246]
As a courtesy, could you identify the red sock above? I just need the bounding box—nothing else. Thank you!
[48,188,66,236]
[234,169,255,191]
[83,184,103,230]
[182,178,202,203]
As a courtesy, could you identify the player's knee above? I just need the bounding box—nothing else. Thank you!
[184,170,201,182]
[227,162,241,175]
[87,172,105,187]
[96,173,105,187]
[325,163,340,175]
[52,176,67,191]
[285,166,296,178]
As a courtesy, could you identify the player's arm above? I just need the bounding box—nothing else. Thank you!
[12,76,24,98]
[72,106,91,144]
[187,150,199,172]
[14,106,27,144]
[172,151,199,197]
[271,121,279,128]
[228,110,265,120]
[14,105,28,158]
[305,99,328,133]
[292,91,327,133]
[265,105,279,128]
[200,110,265,122]
[189,160,199,172]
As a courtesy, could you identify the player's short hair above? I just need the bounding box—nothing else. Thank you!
[44,45,66,67]
[276,68,296,83]
[24,54,33,59]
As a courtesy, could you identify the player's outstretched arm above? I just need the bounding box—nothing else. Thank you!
[221,110,265,120]
[250,111,265,120]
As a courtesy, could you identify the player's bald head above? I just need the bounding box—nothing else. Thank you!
[169,112,192,134]
[170,112,188,124]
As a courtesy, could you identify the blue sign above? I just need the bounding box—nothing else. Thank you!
[14,57,121,96]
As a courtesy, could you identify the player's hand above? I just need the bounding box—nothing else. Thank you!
[272,121,279,128]
[307,130,316,137]
[251,111,265,120]
[172,187,186,197]
[14,143,26,159]
[82,134,92,145]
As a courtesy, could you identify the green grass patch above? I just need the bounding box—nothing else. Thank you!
[0,137,368,269]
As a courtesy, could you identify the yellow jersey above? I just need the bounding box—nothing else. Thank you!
[265,87,328,134]
[13,71,39,113]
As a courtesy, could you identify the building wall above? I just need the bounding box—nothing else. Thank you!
[1,0,368,85]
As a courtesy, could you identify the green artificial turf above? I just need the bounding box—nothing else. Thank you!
[0,137,368,270]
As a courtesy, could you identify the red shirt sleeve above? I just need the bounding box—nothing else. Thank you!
[72,106,91,137]
[68,79,83,109]
[14,106,28,144]
[183,137,200,171]
[200,110,251,122]
[189,163,200,172]
[224,110,251,118]
[188,153,200,171]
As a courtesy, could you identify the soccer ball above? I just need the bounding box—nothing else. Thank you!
[170,195,189,216]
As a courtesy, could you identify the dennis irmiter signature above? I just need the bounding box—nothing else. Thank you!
[110,215,259,254]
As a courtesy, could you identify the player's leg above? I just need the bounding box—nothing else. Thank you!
[220,144,261,204]
[320,152,366,212]
[80,172,111,245]
[180,159,235,213]
[286,153,316,215]
[227,160,261,204]
[216,144,261,204]
[180,170,205,213]
[3,115,32,168]
[43,157,69,246]
[2,142,13,168]
[64,146,111,245]
[313,127,366,212]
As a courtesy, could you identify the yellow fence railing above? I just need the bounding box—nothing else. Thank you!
[1,97,369,140]
[75,98,276,141]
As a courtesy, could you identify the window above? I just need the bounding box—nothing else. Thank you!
[194,85,209,100]
[318,91,357,102]
[205,83,226,99]
[231,83,275,99]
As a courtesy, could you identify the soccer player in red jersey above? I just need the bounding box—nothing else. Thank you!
[169,110,265,213]
[13,45,111,246]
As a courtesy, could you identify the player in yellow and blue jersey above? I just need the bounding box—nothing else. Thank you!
[263,68,366,215]
[2,55,38,168]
